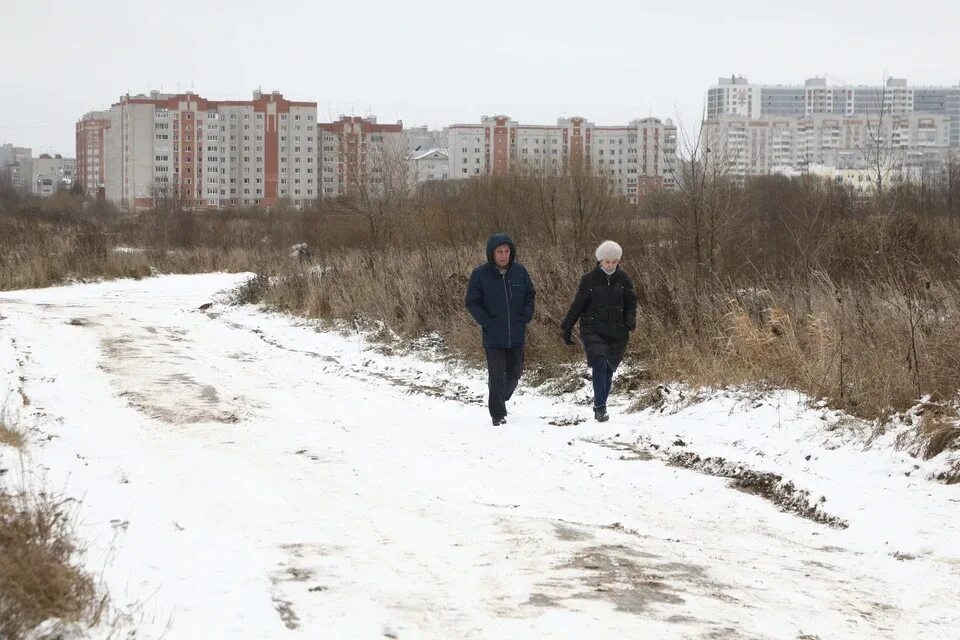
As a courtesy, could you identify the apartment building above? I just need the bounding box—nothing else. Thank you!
[76,111,110,197]
[101,89,317,209]
[707,76,960,147]
[0,144,32,192]
[0,143,16,168]
[1,145,75,196]
[406,125,447,156]
[701,112,951,179]
[444,115,677,203]
[409,148,449,183]
[0,144,18,190]
[84,91,674,207]
[31,154,76,196]
[318,116,405,197]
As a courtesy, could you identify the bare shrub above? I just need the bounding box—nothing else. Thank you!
[0,423,25,449]
[918,408,960,460]
[233,273,272,306]
[0,488,107,640]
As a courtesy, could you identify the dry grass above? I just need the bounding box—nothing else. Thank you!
[0,200,302,291]
[246,244,590,377]
[0,488,107,640]
[0,423,25,449]
[919,410,960,460]
[242,243,960,423]
[4,176,960,424]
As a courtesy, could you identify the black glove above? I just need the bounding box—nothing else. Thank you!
[562,329,575,346]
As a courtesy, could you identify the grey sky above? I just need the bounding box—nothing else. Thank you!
[2,0,958,155]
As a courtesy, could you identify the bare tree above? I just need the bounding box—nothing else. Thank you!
[461,172,519,234]
[562,156,618,247]
[513,158,563,245]
[151,182,186,214]
[341,136,422,244]
[855,76,905,214]
[946,154,960,223]
[662,110,740,288]
[0,169,15,204]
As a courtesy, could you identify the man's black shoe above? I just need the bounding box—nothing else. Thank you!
[594,406,609,422]
[492,416,507,426]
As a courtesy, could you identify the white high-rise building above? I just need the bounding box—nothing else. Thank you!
[701,112,952,180]
[707,76,960,147]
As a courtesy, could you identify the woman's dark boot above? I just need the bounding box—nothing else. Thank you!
[594,406,609,422]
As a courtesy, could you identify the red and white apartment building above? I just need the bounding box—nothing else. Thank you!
[80,89,677,209]
[318,116,405,197]
[444,115,677,203]
[76,111,110,198]
[102,90,318,209]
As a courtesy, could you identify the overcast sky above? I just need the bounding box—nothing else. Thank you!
[2,0,958,155]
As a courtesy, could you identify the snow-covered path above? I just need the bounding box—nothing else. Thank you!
[1,274,958,639]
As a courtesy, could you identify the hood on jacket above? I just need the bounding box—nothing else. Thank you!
[485,233,516,266]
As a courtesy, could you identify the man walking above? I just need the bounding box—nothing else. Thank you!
[465,233,536,425]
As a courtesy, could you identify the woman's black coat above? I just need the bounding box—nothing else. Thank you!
[561,266,638,369]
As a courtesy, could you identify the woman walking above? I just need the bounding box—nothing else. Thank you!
[560,241,638,422]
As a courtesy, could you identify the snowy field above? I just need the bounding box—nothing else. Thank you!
[1,274,959,639]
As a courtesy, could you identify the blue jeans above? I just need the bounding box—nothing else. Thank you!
[592,357,614,408]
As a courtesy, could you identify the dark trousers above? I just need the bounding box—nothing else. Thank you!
[484,346,524,419]
[591,356,615,408]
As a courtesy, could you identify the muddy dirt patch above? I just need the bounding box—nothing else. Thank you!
[553,523,594,542]
[669,451,848,528]
[552,544,695,614]
[588,439,655,461]
[99,332,243,424]
[364,369,484,405]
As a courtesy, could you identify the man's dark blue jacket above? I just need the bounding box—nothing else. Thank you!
[465,233,536,348]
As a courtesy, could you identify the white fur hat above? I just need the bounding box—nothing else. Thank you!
[595,240,623,261]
